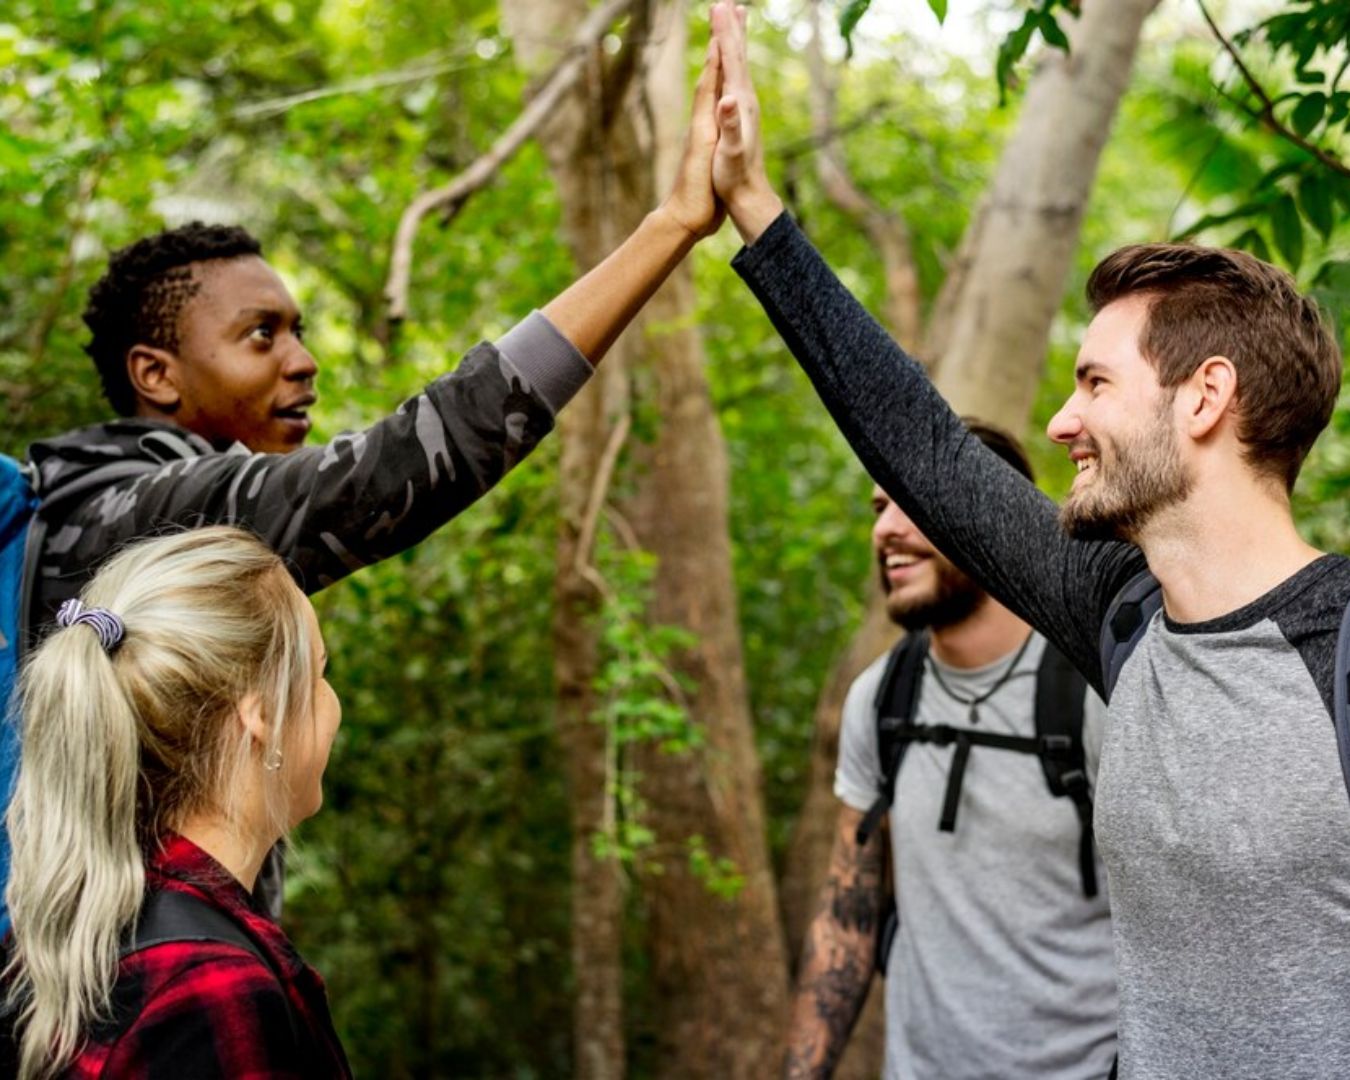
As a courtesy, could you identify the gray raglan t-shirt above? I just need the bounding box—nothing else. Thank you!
[836,635,1117,1080]
[735,213,1350,1079]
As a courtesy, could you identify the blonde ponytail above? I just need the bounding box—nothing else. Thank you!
[3,527,316,1078]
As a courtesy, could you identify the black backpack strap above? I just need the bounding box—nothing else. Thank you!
[127,890,302,1054]
[1332,597,1350,807]
[1034,643,1097,899]
[16,515,45,664]
[1099,569,1163,702]
[857,631,930,846]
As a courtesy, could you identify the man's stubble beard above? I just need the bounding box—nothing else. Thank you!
[1060,396,1193,544]
[881,555,987,633]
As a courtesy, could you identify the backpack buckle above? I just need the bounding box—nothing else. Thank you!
[1058,768,1089,794]
[1039,733,1073,758]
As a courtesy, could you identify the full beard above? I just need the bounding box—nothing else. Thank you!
[881,556,987,632]
[1060,402,1193,543]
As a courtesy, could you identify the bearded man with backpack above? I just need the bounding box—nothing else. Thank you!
[785,422,1117,1080]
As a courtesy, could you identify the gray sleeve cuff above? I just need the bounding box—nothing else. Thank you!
[495,310,593,415]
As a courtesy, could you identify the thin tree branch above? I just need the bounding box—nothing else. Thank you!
[574,413,632,577]
[1199,0,1350,179]
[384,0,637,322]
[232,55,477,121]
[805,0,923,352]
[774,99,896,161]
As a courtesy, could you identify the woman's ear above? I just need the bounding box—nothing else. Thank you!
[235,694,269,748]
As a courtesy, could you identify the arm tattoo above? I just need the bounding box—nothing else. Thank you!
[783,815,887,1079]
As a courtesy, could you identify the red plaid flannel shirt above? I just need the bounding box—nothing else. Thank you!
[64,834,351,1078]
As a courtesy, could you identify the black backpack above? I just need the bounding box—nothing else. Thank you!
[0,889,302,1072]
[123,889,302,1047]
[857,631,1095,974]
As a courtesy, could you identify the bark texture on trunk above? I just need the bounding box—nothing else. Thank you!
[779,3,1161,1074]
[507,3,788,1075]
[502,4,647,1077]
[628,11,789,1076]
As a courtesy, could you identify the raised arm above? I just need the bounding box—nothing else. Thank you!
[543,37,724,362]
[707,4,1143,691]
[29,29,730,616]
[784,805,886,1080]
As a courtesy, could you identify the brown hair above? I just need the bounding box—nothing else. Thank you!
[1086,243,1342,491]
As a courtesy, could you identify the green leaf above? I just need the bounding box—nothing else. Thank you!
[1290,92,1327,138]
[1038,11,1070,52]
[1298,172,1336,238]
[927,0,948,23]
[1232,228,1272,264]
[995,10,1038,104]
[1174,198,1270,240]
[839,0,870,58]
[1269,194,1304,269]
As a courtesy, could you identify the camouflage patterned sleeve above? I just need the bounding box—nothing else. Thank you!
[47,316,590,597]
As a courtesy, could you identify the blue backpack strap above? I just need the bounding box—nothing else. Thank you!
[1332,599,1350,808]
[1099,569,1163,702]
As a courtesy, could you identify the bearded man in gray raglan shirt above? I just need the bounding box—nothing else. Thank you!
[706,6,1349,1078]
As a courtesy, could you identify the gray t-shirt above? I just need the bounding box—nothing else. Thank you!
[835,634,1117,1080]
[736,213,1350,1079]
[1098,582,1350,1080]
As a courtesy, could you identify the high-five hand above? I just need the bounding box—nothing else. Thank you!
[660,34,727,240]
[710,2,783,243]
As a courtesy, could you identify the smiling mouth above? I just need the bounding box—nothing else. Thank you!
[881,552,930,584]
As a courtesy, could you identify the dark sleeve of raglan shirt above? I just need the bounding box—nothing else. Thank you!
[49,313,590,596]
[733,212,1148,695]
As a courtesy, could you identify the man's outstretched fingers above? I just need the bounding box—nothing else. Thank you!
[712,3,748,93]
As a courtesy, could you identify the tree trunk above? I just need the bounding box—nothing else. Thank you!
[506,3,789,1075]
[779,2,1161,1074]
[625,9,789,1076]
[502,4,647,1076]
[924,0,1165,413]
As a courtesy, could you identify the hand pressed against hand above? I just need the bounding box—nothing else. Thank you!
[659,34,727,240]
[710,2,783,243]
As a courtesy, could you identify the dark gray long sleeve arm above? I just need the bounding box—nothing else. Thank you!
[732,212,1145,693]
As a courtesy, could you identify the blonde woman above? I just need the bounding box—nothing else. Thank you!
[1,527,349,1078]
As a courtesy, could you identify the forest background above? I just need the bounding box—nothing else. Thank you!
[3,0,1349,1076]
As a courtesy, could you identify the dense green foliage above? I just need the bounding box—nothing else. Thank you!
[3,2,1349,1075]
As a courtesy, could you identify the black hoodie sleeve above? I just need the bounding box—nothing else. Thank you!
[32,320,588,615]
[732,213,1146,693]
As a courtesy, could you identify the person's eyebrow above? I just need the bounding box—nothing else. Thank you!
[1075,359,1106,382]
[233,304,302,326]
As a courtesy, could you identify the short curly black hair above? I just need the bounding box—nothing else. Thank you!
[82,222,263,415]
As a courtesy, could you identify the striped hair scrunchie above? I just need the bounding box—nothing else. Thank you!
[55,598,126,654]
